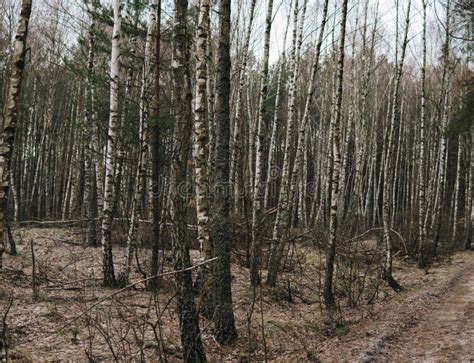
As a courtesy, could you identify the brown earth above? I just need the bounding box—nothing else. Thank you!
[318,250,474,362]
[0,227,472,361]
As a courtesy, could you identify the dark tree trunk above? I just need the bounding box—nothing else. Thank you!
[149,0,162,292]
[211,0,238,345]
[170,0,206,360]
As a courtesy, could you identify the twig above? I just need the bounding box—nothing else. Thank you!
[56,257,218,333]
[19,219,90,226]
[31,239,38,301]
[343,227,408,256]
[1,295,13,328]
[259,282,268,363]
[44,277,101,289]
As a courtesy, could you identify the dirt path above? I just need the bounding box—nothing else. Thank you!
[383,258,474,362]
[318,252,474,362]
[359,252,474,362]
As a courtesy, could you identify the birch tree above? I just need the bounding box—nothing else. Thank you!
[84,16,98,248]
[466,124,473,250]
[117,2,156,287]
[100,0,122,287]
[250,0,274,286]
[0,0,32,269]
[267,0,302,287]
[381,0,411,291]
[230,0,257,215]
[169,0,206,359]
[418,0,428,268]
[193,0,215,318]
[323,0,349,308]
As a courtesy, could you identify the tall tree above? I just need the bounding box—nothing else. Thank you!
[0,0,32,269]
[100,0,122,287]
[149,0,162,291]
[433,0,452,254]
[381,0,411,291]
[84,16,99,248]
[250,0,274,286]
[212,0,238,344]
[170,0,206,359]
[466,119,474,250]
[230,0,257,215]
[193,0,214,317]
[267,0,302,287]
[418,0,428,268]
[323,0,349,308]
[117,1,156,287]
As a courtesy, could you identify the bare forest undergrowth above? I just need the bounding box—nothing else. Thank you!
[0,227,472,361]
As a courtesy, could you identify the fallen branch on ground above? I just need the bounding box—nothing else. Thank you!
[343,228,408,256]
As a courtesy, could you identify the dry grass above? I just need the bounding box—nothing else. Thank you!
[0,227,470,361]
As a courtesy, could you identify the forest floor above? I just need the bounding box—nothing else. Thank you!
[0,227,473,361]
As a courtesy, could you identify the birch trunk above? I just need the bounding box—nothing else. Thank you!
[323,0,348,308]
[418,0,428,267]
[465,126,473,250]
[250,0,274,286]
[0,0,32,270]
[451,136,462,248]
[230,0,257,216]
[433,0,451,255]
[290,0,330,220]
[100,0,122,287]
[266,0,301,287]
[193,0,214,318]
[117,5,155,287]
[84,18,99,247]
[382,0,410,291]
[433,91,450,253]
[263,18,290,209]
[170,0,206,359]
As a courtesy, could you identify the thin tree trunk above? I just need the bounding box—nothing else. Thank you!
[382,0,411,291]
[170,0,206,359]
[263,18,290,210]
[433,0,452,255]
[101,0,122,287]
[0,0,32,269]
[250,0,274,286]
[465,126,473,250]
[451,136,462,248]
[418,0,428,268]
[230,0,257,216]
[212,0,238,345]
[266,0,301,287]
[117,4,155,287]
[149,0,162,292]
[84,18,98,247]
[323,0,349,308]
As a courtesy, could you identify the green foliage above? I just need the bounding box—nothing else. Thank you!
[449,86,474,136]
[334,321,349,337]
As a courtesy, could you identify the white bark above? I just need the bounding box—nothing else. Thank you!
[100,0,122,287]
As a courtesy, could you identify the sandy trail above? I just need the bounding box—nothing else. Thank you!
[317,252,474,362]
[361,253,474,362]
[385,257,474,362]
